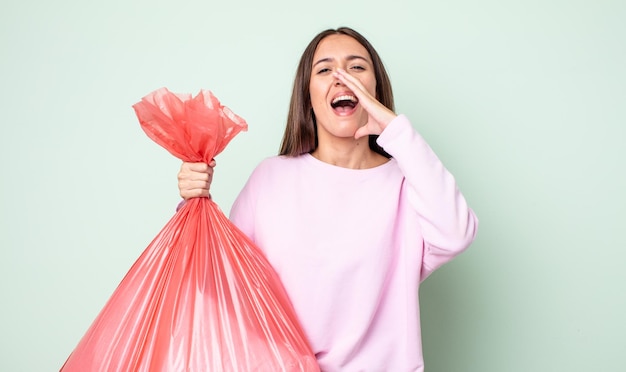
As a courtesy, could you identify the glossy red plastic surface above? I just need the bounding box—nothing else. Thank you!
[61,88,319,371]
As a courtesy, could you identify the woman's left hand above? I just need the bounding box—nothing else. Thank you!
[333,68,397,139]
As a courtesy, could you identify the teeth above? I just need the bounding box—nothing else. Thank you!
[332,95,357,104]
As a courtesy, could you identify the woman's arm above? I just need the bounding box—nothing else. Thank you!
[377,115,478,281]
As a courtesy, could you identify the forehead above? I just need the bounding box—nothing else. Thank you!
[313,34,371,61]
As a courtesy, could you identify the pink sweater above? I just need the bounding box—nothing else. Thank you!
[230,115,478,371]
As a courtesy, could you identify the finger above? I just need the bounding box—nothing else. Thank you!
[334,70,383,115]
[179,179,210,199]
[178,168,210,181]
[187,162,210,172]
[180,179,210,191]
[334,69,370,99]
[354,125,371,139]
[335,69,397,129]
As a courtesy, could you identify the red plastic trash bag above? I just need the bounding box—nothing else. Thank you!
[61,87,319,372]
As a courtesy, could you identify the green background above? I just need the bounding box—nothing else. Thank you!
[1,0,624,371]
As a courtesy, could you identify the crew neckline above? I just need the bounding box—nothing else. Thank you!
[302,153,395,174]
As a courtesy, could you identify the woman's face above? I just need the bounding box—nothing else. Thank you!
[309,34,376,142]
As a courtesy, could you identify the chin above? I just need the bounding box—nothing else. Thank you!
[332,127,361,139]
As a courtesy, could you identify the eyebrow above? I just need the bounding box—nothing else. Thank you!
[313,55,371,67]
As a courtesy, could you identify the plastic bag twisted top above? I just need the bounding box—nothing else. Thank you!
[133,87,247,162]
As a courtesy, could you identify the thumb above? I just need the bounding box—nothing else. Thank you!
[354,125,370,139]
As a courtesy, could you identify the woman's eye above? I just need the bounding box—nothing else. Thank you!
[317,67,331,74]
[351,65,365,71]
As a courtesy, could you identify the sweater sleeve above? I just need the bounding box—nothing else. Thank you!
[230,192,255,243]
[376,115,478,282]
[229,160,266,243]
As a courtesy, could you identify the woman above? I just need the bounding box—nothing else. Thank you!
[178,27,478,372]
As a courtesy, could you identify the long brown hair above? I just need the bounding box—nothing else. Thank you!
[279,27,394,157]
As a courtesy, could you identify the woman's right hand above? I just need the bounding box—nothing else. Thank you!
[177,160,216,199]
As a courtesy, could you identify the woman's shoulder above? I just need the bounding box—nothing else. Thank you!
[238,154,310,198]
[247,154,310,180]
[254,154,308,170]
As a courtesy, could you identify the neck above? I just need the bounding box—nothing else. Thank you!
[311,137,388,169]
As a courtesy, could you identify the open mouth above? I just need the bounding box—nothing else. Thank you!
[330,94,359,114]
